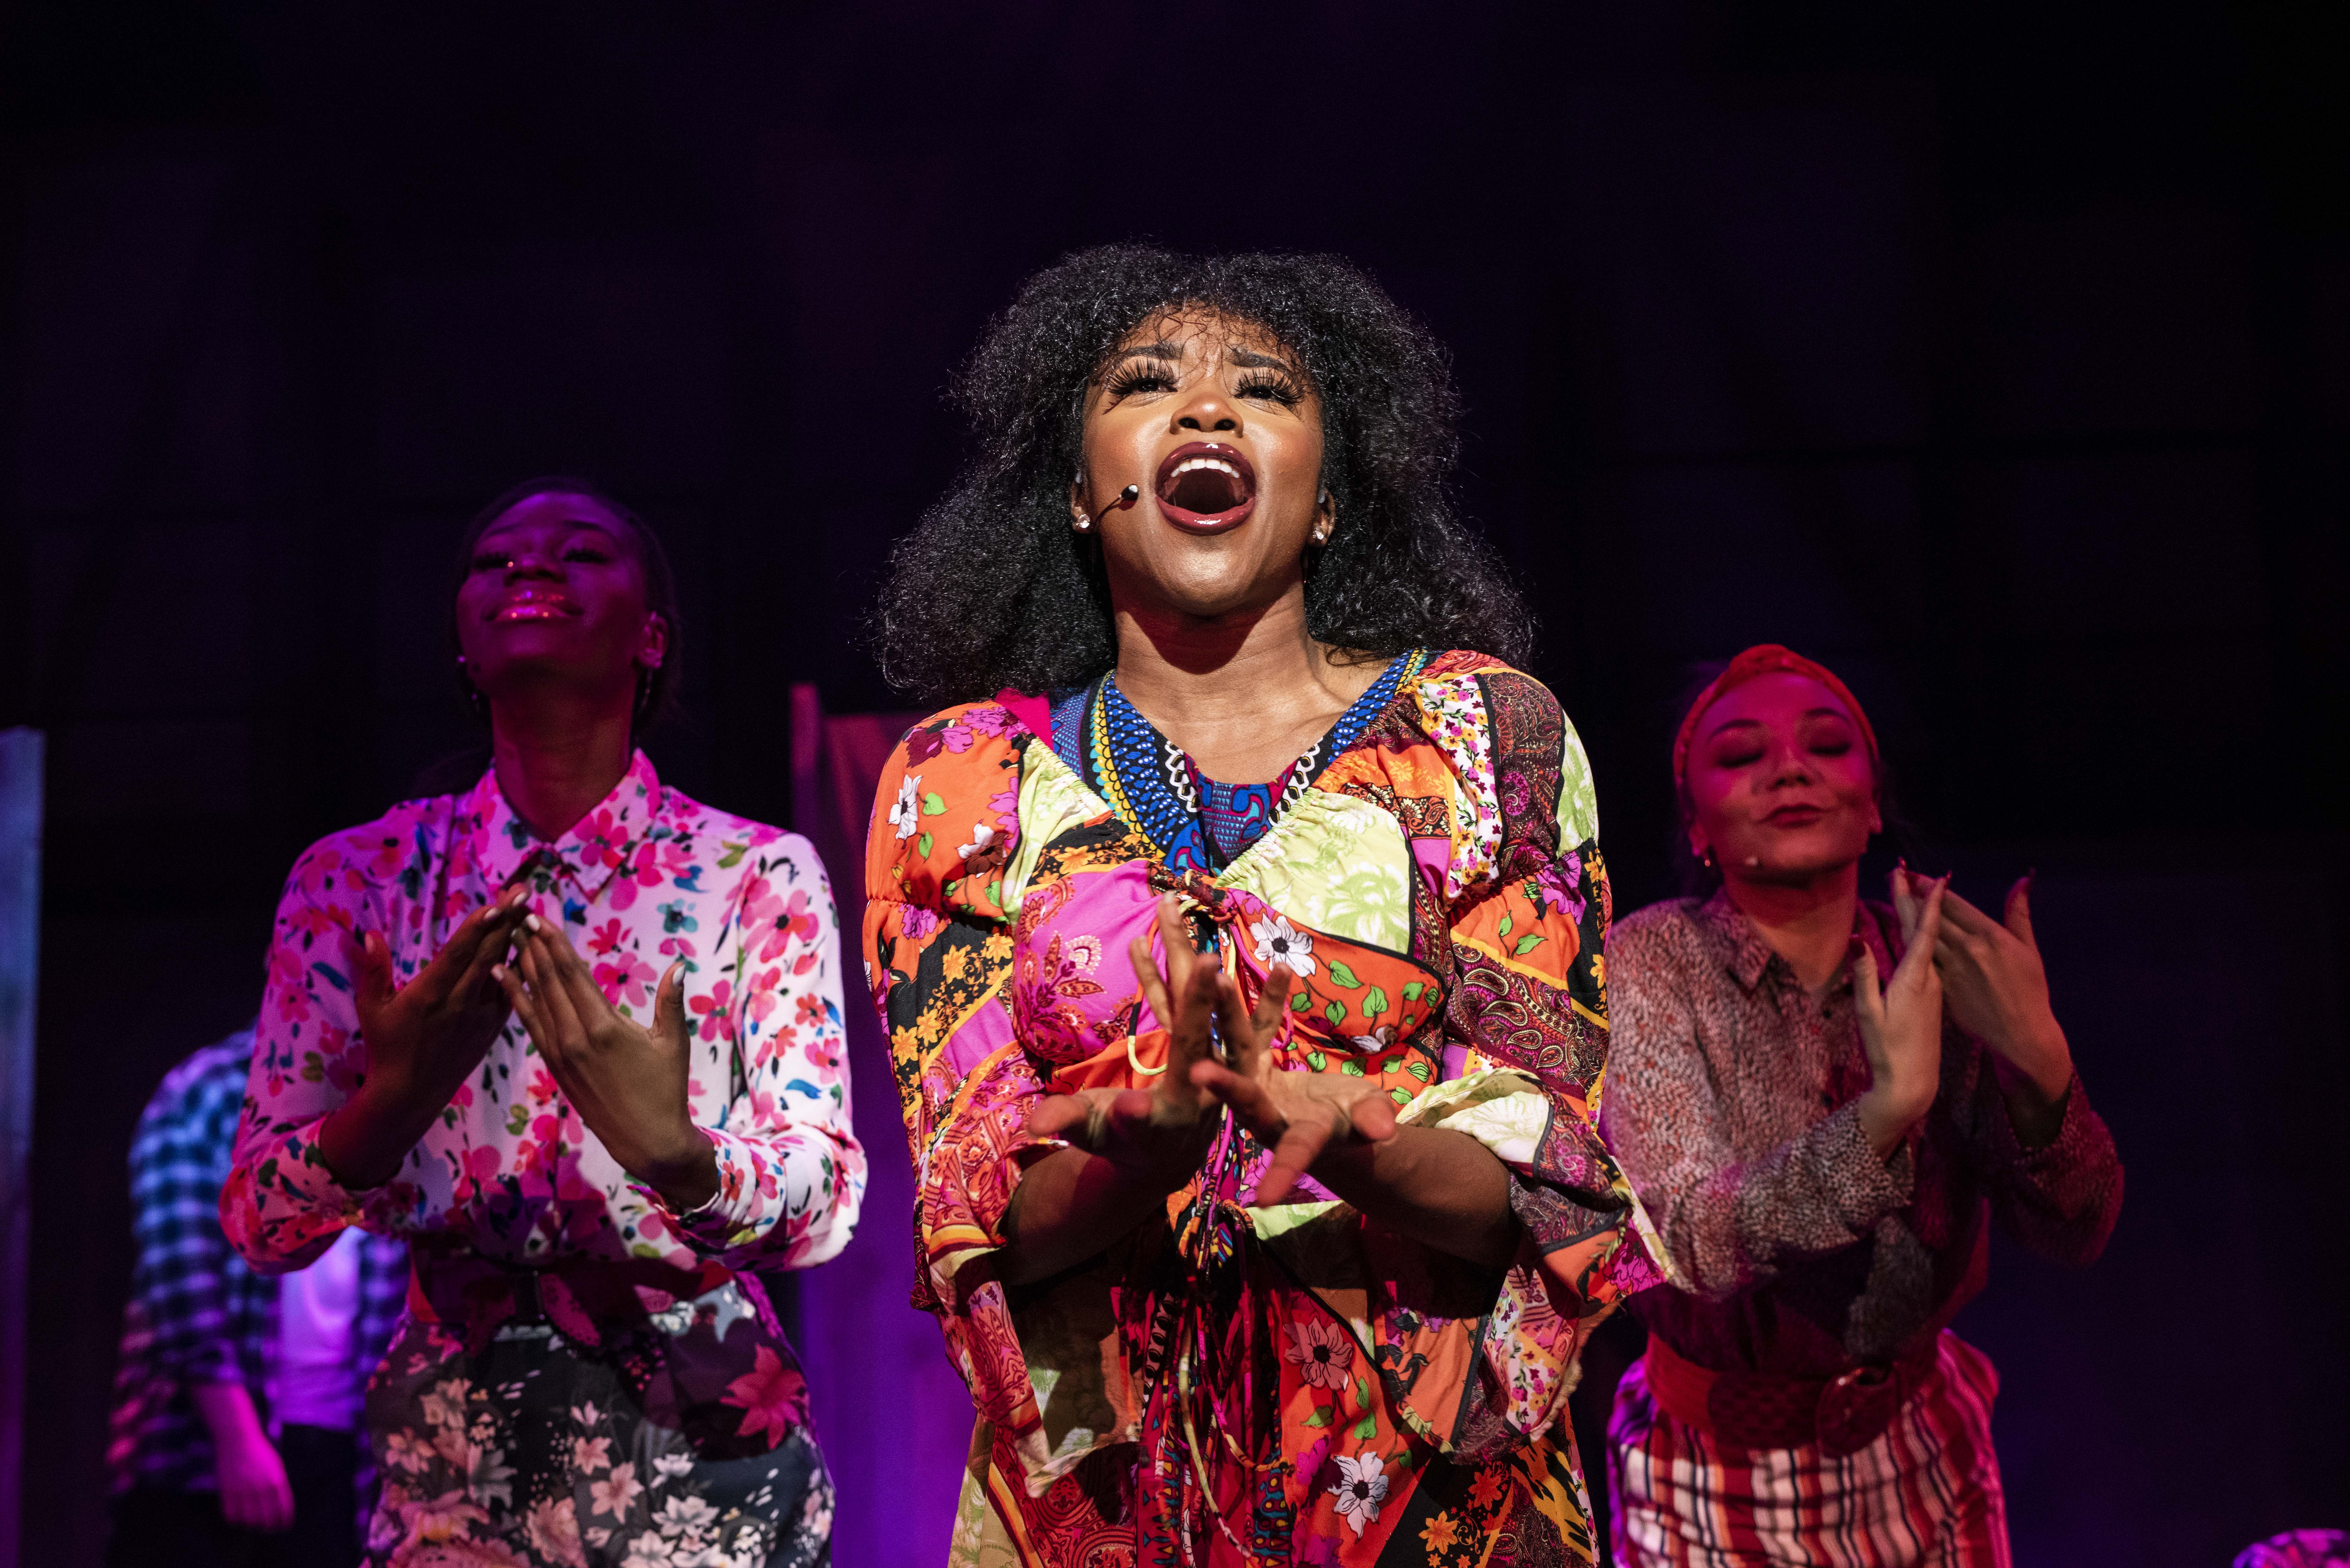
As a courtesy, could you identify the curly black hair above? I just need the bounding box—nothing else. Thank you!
[873,245,1534,705]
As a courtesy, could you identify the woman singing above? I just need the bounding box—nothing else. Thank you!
[866,247,1649,1566]
[225,479,864,1568]
[1600,644,2123,1566]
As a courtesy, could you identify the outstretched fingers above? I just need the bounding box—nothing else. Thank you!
[1254,1115,1342,1207]
[514,934,586,1059]
[1212,963,1291,1081]
[522,915,607,1020]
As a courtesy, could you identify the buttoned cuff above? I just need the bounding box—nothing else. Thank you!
[637,1124,856,1270]
[230,1120,370,1270]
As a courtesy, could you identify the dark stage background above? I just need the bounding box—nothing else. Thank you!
[4,4,2346,1564]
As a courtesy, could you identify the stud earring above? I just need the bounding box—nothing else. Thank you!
[1073,514,1092,532]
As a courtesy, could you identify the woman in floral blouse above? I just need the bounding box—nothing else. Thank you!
[865,247,1652,1567]
[225,479,865,1568]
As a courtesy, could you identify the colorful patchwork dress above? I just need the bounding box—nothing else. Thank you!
[863,649,1654,1568]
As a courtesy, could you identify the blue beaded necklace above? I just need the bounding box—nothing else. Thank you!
[1052,650,1426,875]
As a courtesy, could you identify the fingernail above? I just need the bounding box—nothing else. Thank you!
[525,914,542,932]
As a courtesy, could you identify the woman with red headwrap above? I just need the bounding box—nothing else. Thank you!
[1597,645,2123,1566]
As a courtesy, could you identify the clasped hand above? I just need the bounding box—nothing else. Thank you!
[1027,895,1400,1205]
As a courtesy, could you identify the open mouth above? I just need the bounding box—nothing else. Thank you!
[1154,442,1257,532]
[494,591,575,623]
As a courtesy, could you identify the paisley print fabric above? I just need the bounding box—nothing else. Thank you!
[865,651,1656,1568]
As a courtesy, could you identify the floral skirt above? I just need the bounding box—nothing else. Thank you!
[364,1273,831,1568]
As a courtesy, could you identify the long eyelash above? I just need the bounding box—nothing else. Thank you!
[1235,372,1305,408]
[1101,361,1179,401]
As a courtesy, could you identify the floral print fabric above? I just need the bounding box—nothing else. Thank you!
[223,754,864,1566]
[865,651,1650,1568]
[368,1275,831,1568]
[225,751,865,1276]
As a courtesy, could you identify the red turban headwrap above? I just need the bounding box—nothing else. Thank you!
[1671,643,1880,794]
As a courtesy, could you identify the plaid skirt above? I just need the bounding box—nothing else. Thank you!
[364,1269,832,1568]
[1608,1332,2008,1568]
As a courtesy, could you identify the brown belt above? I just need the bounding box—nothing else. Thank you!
[1641,1330,1941,1457]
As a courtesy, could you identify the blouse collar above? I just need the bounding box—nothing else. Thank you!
[1696,885,1898,995]
[460,750,668,899]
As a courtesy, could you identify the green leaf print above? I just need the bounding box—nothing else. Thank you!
[1353,1414,1378,1441]
[1291,991,1312,1013]
[1307,1050,1328,1071]
[1497,913,1513,939]
[1401,981,1424,1002]
[1513,933,1544,956]
[716,840,749,870]
[1304,1407,1332,1429]
[1389,1088,1411,1106]
[1364,985,1389,1018]
[1326,960,1362,990]
[1324,1000,1346,1026]
[917,833,933,858]
[922,791,947,815]
[1340,1059,1365,1077]
[506,1103,530,1135]
[1406,1060,1432,1082]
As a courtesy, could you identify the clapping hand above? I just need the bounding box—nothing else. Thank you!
[1909,871,2074,1101]
[351,885,530,1108]
[1904,869,2075,1137]
[321,885,532,1188]
[1853,871,1947,1157]
[1026,896,1232,1190]
[497,914,718,1209]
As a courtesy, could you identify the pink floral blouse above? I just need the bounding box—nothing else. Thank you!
[224,752,865,1277]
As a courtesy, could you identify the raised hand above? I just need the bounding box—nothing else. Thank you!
[319,886,531,1188]
[353,886,529,1099]
[498,914,717,1209]
[1184,958,1399,1207]
[1025,895,1226,1189]
[1922,873,2074,1101]
[1853,871,1947,1157]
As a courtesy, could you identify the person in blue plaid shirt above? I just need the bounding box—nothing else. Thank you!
[107,1026,409,1567]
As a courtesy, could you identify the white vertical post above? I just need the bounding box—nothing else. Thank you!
[0,729,42,1568]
